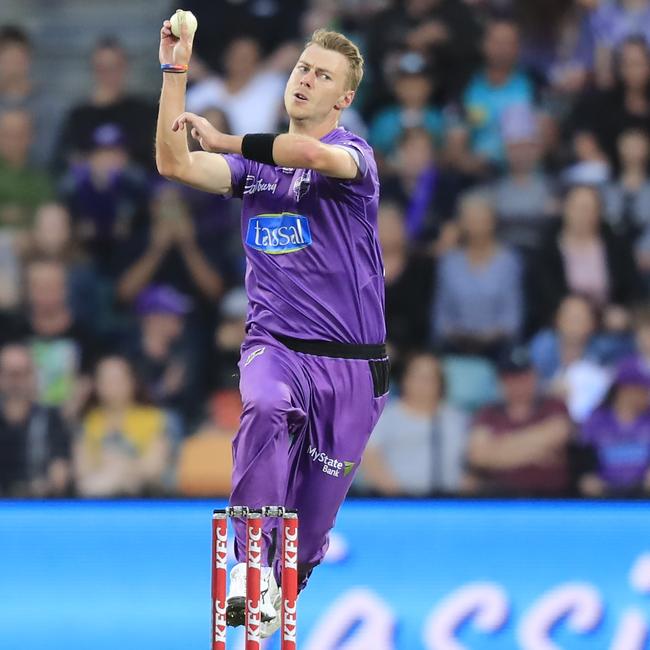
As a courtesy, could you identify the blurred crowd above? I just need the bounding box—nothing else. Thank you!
[3,0,650,499]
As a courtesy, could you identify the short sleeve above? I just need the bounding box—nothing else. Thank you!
[327,139,378,199]
[221,154,250,199]
[333,143,367,176]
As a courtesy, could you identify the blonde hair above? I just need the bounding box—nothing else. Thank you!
[307,29,364,92]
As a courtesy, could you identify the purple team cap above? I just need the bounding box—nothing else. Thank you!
[136,285,191,317]
[92,123,126,149]
[613,357,650,388]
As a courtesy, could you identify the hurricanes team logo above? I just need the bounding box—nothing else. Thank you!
[293,169,312,202]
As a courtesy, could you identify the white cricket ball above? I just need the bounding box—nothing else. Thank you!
[170,9,198,38]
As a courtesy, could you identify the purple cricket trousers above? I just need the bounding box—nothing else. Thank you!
[229,323,389,591]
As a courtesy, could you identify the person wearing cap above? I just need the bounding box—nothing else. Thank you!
[60,121,149,276]
[368,51,443,158]
[465,345,573,496]
[579,357,650,497]
[124,284,197,430]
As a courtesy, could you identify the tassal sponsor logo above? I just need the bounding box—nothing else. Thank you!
[246,213,312,254]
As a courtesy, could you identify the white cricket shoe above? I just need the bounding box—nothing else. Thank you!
[260,570,282,638]
[226,562,278,629]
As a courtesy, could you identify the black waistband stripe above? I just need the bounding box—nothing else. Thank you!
[272,333,387,360]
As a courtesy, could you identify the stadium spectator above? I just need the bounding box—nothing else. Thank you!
[174,0,306,73]
[24,202,103,333]
[465,345,573,496]
[361,352,469,496]
[629,303,650,368]
[0,108,53,232]
[169,106,244,283]
[176,389,241,497]
[432,192,523,358]
[0,343,71,497]
[530,295,617,423]
[515,0,590,96]
[186,36,296,135]
[368,52,443,158]
[579,357,650,496]
[59,123,149,278]
[5,0,650,502]
[14,258,96,420]
[75,355,175,497]
[568,36,650,167]
[365,0,482,105]
[0,25,62,167]
[0,229,21,311]
[123,285,197,431]
[54,38,157,171]
[532,185,642,328]
[211,286,248,392]
[378,202,434,373]
[116,181,224,307]
[603,128,650,242]
[187,105,231,152]
[561,129,612,187]
[452,17,535,171]
[381,127,463,248]
[483,104,558,254]
[579,0,650,88]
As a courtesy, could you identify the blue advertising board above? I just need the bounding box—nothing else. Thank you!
[1,500,649,649]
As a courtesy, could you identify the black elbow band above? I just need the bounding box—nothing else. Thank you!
[241,133,279,166]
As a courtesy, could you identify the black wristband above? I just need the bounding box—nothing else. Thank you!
[241,133,278,166]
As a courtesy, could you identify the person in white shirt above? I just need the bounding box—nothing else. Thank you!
[360,352,469,495]
[186,36,296,134]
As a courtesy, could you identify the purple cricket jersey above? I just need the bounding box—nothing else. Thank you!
[581,407,650,488]
[222,127,385,344]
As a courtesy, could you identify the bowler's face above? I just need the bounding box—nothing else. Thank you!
[284,44,353,123]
